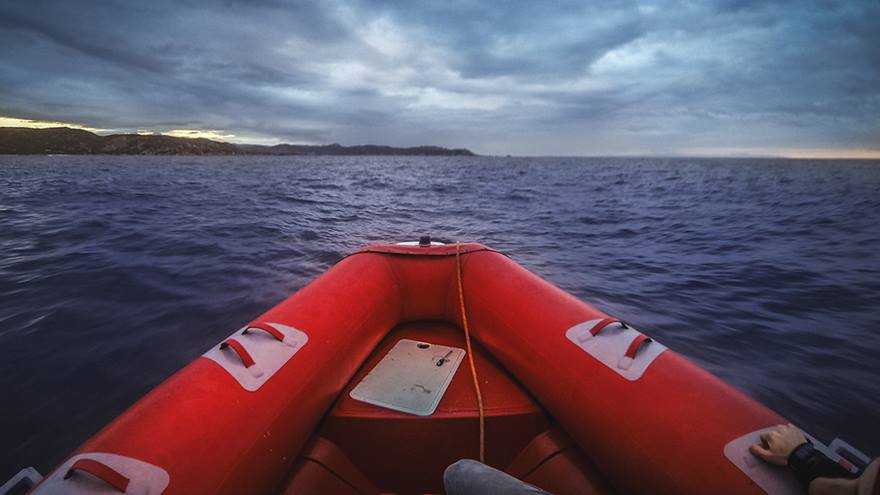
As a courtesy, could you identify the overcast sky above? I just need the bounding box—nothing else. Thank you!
[1,0,878,156]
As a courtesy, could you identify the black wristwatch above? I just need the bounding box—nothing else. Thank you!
[788,441,860,490]
[790,442,817,465]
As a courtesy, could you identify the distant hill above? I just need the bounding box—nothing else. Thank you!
[238,143,475,156]
[0,127,475,156]
[0,127,240,155]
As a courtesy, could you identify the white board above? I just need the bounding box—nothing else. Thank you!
[349,339,465,416]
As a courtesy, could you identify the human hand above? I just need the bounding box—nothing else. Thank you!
[749,423,808,466]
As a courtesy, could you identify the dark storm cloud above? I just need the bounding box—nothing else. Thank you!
[360,1,648,79]
[0,0,877,154]
[0,11,167,73]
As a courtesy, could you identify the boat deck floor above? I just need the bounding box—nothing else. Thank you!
[276,321,613,495]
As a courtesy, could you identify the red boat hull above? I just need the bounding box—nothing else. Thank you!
[32,243,786,494]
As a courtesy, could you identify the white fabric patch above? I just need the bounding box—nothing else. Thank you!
[565,318,667,381]
[32,452,169,495]
[203,322,308,392]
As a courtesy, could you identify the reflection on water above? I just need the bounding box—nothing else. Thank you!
[1,155,878,478]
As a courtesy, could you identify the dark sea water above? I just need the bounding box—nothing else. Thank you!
[1,155,878,481]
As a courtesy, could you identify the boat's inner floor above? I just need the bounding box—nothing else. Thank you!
[275,321,613,495]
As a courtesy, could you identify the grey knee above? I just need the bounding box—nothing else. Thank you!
[443,459,550,495]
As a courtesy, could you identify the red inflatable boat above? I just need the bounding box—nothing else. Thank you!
[24,241,854,494]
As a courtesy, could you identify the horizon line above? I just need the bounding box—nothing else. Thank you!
[2,117,879,160]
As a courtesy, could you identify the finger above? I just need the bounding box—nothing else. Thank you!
[760,431,774,445]
[750,444,772,461]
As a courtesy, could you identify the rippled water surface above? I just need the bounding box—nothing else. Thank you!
[1,155,878,479]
